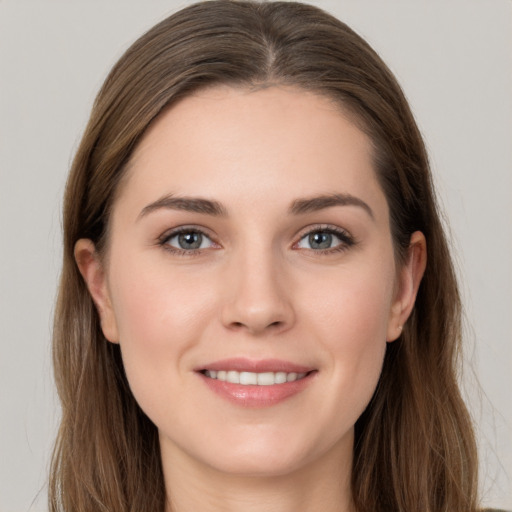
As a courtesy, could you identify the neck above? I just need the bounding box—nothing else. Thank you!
[161,435,355,512]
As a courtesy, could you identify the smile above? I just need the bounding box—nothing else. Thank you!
[202,370,308,385]
[196,359,317,407]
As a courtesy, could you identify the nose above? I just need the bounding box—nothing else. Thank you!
[221,249,295,336]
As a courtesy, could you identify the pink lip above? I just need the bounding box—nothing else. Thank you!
[195,358,317,408]
[195,358,314,373]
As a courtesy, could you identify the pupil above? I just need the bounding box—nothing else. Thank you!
[178,232,202,249]
[310,232,332,249]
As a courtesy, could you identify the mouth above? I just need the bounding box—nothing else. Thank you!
[196,358,317,407]
[200,369,310,386]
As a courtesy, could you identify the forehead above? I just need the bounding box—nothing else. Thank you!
[116,85,387,220]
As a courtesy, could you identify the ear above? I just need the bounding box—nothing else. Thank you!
[74,239,119,343]
[387,231,427,342]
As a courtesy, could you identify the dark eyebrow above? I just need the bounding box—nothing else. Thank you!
[138,194,227,220]
[289,193,374,220]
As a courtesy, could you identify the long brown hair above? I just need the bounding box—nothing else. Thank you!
[50,1,479,511]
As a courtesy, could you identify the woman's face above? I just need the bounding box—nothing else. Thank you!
[78,86,421,477]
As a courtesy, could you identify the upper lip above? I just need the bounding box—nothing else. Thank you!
[195,358,315,374]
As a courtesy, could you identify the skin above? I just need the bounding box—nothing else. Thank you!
[76,86,426,512]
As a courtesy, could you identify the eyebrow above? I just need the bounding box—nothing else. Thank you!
[138,194,227,219]
[289,193,374,219]
[138,192,374,220]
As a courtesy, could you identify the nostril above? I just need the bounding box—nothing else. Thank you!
[228,320,283,332]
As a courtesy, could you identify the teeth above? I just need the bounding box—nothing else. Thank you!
[275,372,288,384]
[226,370,239,384]
[240,371,257,385]
[257,372,275,385]
[204,370,307,385]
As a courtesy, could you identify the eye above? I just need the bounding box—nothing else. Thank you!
[160,228,217,253]
[295,227,354,252]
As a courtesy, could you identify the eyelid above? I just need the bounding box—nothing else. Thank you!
[157,225,220,254]
[156,223,355,255]
[292,224,356,251]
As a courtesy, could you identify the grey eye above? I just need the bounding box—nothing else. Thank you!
[178,232,203,249]
[166,231,213,250]
[296,229,352,251]
[308,232,333,249]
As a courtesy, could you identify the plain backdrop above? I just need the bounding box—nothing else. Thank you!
[0,1,511,510]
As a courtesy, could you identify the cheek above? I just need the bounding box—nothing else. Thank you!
[304,257,395,346]
[299,259,395,415]
[106,253,217,412]
[109,246,219,335]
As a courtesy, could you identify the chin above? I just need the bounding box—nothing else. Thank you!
[205,454,311,479]
[165,422,353,480]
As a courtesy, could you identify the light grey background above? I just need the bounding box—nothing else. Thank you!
[0,1,510,510]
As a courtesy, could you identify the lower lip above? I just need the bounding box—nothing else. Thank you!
[198,372,316,408]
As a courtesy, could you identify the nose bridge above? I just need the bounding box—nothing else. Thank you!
[221,236,294,334]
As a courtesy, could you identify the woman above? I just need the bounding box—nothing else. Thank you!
[49,1,494,511]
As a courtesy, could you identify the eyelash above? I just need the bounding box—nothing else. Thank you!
[294,225,356,254]
[158,226,217,257]
[157,225,356,256]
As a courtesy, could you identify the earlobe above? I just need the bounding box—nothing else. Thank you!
[387,231,427,342]
[74,239,120,343]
